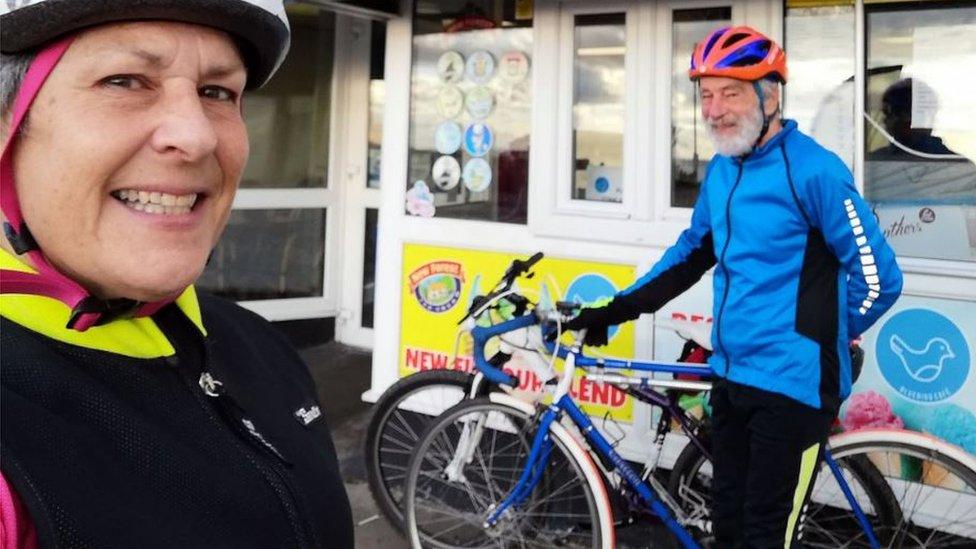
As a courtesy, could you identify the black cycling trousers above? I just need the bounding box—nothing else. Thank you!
[709,379,834,548]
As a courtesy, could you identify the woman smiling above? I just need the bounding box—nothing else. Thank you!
[0,2,353,547]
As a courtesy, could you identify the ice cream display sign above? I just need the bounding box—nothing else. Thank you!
[431,155,461,191]
[463,123,493,157]
[499,51,529,83]
[465,50,495,85]
[462,158,492,192]
[876,308,970,403]
[437,85,464,119]
[465,86,495,120]
[437,51,464,83]
[434,121,463,155]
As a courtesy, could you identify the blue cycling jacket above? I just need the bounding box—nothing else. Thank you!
[610,120,903,412]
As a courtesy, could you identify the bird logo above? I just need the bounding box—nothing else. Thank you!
[889,334,956,383]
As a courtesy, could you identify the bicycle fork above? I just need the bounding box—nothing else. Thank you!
[443,373,490,483]
[823,450,881,549]
[484,343,580,527]
[483,408,558,527]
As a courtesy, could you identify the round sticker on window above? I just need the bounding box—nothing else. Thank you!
[499,51,529,83]
[434,121,463,154]
[465,50,495,85]
[437,51,465,83]
[431,155,461,191]
[463,158,492,192]
[465,86,495,119]
[437,86,464,119]
[463,123,494,157]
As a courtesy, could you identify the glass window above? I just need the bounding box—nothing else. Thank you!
[368,20,386,190]
[864,1,976,262]
[572,13,626,204]
[784,1,855,169]
[407,1,532,223]
[671,7,731,208]
[240,6,334,188]
[197,209,326,301]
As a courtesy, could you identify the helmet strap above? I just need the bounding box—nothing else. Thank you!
[752,80,772,150]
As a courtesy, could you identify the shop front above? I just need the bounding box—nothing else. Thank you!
[368,0,976,466]
[194,1,395,349]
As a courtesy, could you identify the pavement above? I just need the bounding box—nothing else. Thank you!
[300,341,681,549]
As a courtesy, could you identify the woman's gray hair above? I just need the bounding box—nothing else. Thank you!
[1,51,37,117]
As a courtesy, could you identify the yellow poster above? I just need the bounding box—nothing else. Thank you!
[399,243,637,421]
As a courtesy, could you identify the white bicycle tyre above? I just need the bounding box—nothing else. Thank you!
[827,428,976,545]
[404,392,616,548]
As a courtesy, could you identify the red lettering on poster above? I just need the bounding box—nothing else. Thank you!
[670,312,713,323]
[403,346,628,409]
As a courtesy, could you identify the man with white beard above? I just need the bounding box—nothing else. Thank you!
[565,26,903,547]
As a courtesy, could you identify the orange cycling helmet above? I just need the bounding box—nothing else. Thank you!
[689,25,787,83]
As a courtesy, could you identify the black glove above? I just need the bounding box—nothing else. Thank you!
[564,306,613,347]
[850,343,864,383]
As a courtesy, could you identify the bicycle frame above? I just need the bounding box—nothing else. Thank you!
[466,312,883,549]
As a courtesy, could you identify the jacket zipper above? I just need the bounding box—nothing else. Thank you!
[178,364,315,547]
[715,162,744,375]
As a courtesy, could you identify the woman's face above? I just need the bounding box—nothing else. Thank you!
[9,21,248,302]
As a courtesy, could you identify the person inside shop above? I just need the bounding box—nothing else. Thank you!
[564,26,903,546]
[865,77,976,203]
[0,1,353,547]
[872,78,958,160]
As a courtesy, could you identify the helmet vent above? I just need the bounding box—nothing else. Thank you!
[702,26,729,57]
[722,33,751,48]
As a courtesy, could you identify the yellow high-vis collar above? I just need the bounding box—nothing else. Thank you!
[0,248,206,358]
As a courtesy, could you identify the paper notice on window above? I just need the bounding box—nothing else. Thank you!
[909,25,976,131]
[786,6,855,169]
[909,82,938,130]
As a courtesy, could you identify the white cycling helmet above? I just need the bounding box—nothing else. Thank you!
[1,0,290,88]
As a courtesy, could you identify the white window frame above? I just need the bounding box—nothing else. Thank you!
[851,0,976,279]
[223,7,351,322]
[532,0,764,249]
[231,188,338,321]
[655,0,739,225]
[531,0,666,246]
[553,1,640,219]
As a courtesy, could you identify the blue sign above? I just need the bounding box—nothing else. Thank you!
[876,308,970,403]
[594,177,610,194]
[565,274,620,340]
[463,123,493,157]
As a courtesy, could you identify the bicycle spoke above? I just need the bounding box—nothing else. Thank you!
[407,401,602,549]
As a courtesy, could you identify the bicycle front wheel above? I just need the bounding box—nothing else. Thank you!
[403,396,612,548]
[365,369,484,530]
[824,429,976,547]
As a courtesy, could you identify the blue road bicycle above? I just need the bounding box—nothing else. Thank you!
[399,253,976,548]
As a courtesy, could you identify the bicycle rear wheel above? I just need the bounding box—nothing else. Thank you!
[403,396,611,548]
[667,435,902,547]
[825,429,976,547]
[365,369,484,530]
